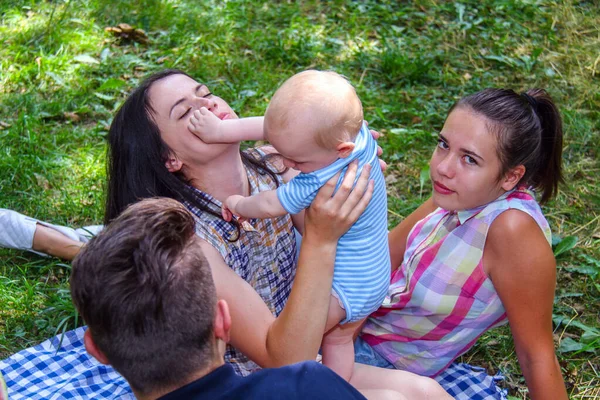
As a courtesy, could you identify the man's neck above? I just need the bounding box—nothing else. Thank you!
[134,359,226,400]
[182,147,250,203]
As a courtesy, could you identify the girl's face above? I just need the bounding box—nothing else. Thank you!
[148,74,239,171]
[429,107,519,211]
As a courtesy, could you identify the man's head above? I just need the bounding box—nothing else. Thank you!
[264,70,363,173]
[71,198,230,397]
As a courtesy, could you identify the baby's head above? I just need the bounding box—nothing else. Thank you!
[264,70,363,173]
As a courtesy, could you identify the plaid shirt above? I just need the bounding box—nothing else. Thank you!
[362,188,552,377]
[184,149,298,376]
[0,326,506,399]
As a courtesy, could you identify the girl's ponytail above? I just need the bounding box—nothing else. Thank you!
[524,89,564,203]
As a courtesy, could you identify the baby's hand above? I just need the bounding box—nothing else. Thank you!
[188,108,223,143]
[222,195,246,222]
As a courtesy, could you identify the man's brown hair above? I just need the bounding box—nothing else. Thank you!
[71,198,216,394]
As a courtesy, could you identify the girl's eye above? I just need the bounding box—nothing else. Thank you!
[179,107,192,120]
[203,92,213,98]
[437,139,449,150]
[464,155,478,165]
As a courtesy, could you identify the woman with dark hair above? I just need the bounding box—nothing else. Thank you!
[356,88,568,399]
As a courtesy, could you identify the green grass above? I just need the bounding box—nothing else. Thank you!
[1,1,598,398]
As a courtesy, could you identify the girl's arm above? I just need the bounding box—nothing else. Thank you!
[388,198,436,271]
[208,162,374,367]
[485,210,568,400]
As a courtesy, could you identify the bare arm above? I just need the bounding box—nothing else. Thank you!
[388,198,436,271]
[189,109,264,143]
[211,162,374,367]
[32,224,84,260]
[225,190,287,220]
[258,145,306,233]
[485,210,568,400]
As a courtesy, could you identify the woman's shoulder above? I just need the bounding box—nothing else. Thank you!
[496,188,551,242]
[486,208,553,264]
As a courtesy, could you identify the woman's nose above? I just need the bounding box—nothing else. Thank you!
[436,154,455,178]
[196,97,217,111]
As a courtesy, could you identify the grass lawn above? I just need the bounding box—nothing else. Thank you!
[1,1,598,398]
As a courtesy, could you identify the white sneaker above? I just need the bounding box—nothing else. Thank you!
[0,208,81,256]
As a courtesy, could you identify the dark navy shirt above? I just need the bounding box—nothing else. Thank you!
[159,361,367,400]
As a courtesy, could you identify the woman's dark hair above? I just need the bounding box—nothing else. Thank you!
[105,69,281,239]
[453,88,564,204]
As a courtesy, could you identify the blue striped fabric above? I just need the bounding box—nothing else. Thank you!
[277,123,390,323]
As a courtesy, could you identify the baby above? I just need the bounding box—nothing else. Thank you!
[189,70,390,381]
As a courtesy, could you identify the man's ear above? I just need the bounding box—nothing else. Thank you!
[165,155,183,173]
[213,299,232,343]
[501,165,526,191]
[84,329,110,365]
[336,142,355,159]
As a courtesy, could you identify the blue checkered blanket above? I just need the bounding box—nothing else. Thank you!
[1,327,507,399]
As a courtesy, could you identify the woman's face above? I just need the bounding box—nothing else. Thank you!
[148,74,239,171]
[429,107,517,211]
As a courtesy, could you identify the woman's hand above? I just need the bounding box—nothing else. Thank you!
[304,160,374,245]
[368,127,387,172]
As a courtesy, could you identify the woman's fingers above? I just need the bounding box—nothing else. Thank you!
[379,158,387,172]
[331,160,358,201]
[338,164,372,218]
[314,171,342,204]
[368,128,380,140]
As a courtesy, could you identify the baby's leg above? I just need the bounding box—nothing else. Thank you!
[350,363,452,400]
[322,295,361,382]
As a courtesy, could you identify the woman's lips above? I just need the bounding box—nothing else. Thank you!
[433,181,454,195]
[219,112,230,120]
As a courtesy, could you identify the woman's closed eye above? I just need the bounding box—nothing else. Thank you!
[179,106,192,120]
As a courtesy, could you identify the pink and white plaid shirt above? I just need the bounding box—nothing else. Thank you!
[361,188,552,377]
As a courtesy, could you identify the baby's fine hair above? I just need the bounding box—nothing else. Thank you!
[265,70,363,149]
[453,88,564,204]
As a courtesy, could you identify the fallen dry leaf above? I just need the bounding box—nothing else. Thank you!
[63,112,81,122]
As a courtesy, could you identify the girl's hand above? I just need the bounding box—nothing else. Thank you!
[304,160,374,244]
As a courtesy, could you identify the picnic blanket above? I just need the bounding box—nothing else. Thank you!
[1,327,507,399]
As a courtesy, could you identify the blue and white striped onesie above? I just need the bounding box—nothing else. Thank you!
[277,123,390,323]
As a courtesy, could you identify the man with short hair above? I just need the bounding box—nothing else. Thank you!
[70,198,368,400]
